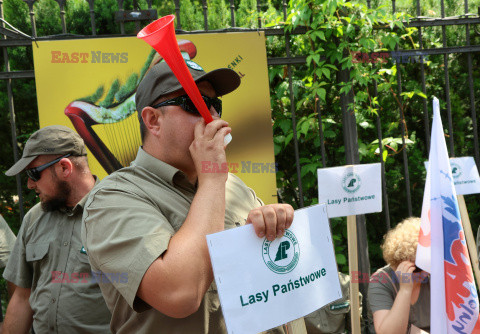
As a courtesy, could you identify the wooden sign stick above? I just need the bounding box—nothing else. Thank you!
[457,195,480,290]
[347,215,361,334]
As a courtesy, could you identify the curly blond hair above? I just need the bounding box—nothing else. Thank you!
[381,217,421,269]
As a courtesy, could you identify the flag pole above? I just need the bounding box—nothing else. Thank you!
[457,194,480,290]
[347,215,361,334]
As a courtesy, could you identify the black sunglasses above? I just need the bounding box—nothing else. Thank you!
[26,154,71,182]
[151,95,222,117]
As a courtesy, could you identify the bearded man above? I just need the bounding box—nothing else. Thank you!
[3,125,110,334]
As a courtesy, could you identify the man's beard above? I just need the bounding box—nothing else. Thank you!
[41,178,72,212]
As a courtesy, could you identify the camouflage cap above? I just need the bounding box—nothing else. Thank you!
[5,125,87,176]
[135,59,241,114]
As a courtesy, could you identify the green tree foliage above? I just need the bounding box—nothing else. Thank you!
[274,0,479,271]
[179,0,204,30]
[207,0,230,29]
[91,0,121,34]
[236,0,258,27]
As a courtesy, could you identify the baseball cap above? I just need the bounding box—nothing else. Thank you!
[135,59,241,114]
[5,125,87,176]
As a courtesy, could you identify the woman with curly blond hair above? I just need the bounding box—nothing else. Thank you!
[368,217,430,334]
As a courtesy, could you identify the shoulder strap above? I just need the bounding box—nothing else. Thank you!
[378,268,398,294]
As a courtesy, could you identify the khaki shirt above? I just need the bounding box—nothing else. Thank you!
[83,147,306,334]
[304,272,361,333]
[0,214,16,268]
[3,181,111,334]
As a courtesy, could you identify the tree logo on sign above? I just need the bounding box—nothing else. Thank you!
[342,172,362,193]
[262,230,300,274]
[451,162,462,179]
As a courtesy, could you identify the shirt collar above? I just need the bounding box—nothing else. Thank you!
[63,176,99,215]
[132,147,193,189]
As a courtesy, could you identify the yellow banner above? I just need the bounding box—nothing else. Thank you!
[32,32,277,204]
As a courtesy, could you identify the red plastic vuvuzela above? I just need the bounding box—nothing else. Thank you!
[137,15,213,123]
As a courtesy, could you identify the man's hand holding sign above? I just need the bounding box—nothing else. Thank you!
[207,204,341,334]
[246,204,294,241]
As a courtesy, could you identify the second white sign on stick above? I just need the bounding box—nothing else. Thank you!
[424,156,480,196]
[317,163,382,218]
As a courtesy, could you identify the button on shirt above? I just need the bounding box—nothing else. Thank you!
[3,181,111,334]
[82,148,305,333]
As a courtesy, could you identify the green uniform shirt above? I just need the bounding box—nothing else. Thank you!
[0,214,16,268]
[3,180,111,334]
[305,272,362,334]
[82,147,306,334]
[368,265,430,331]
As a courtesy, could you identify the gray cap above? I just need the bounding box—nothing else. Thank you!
[5,125,87,176]
[135,59,241,114]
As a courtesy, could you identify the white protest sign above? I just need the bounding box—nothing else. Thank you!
[424,157,480,195]
[207,204,341,334]
[317,163,382,218]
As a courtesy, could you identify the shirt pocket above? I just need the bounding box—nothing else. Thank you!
[75,252,93,274]
[328,300,351,314]
[305,301,350,334]
[72,253,95,293]
[25,242,49,262]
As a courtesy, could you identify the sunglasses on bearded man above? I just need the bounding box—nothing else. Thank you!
[25,154,71,182]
